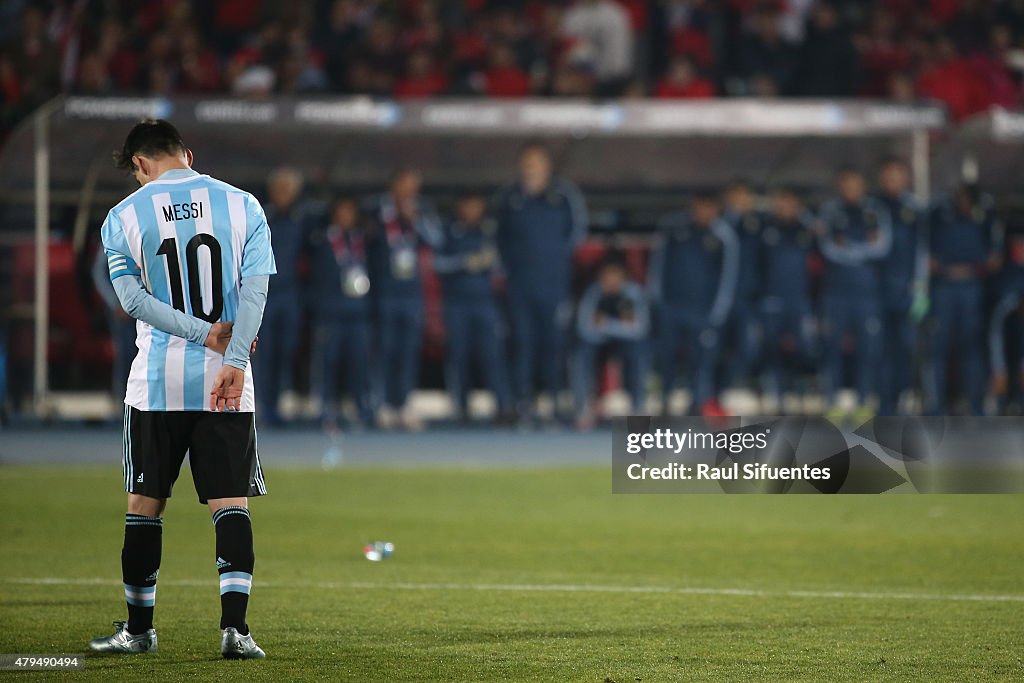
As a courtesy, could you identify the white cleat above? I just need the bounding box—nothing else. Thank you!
[221,627,266,659]
[89,621,157,654]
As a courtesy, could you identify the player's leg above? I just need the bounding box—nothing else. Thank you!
[345,316,374,425]
[395,302,425,429]
[572,340,599,427]
[620,339,648,415]
[854,300,883,412]
[374,300,398,423]
[474,302,513,415]
[443,301,471,419]
[506,287,536,418]
[316,320,345,424]
[878,308,899,415]
[254,302,283,425]
[656,308,680,415]
[190,412,266,659]
[925,284,953,415]
[820,297,844,408]
[692,324,720,415]
[90,408,188,654]
[537,295,567,418]
[958,284,986,415]
[760,306,784,406]
[122,493,166,636]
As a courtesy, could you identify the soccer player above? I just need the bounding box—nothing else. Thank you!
[366,166,441,431]
[433,193,513,423]
[875,157,927,416]
[818,167,891,418]
[926,182,1002,415]
[758,187,818,410]
[88,119,274,659]
[309,196,374,427]
[721,179,764,389]
[255,166,309,426]
[492,142,588,426]
[572,255,650,430]
[650,191,739,416]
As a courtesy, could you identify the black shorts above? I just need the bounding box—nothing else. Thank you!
[122,406,267,503]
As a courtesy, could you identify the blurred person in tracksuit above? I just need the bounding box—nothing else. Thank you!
[433,194,513,423]
[875,157,928,416]
[366,167,442,430]
[650,192,739,416]
[256,166,310,426]
[573,255,650,430]
[988,230,1024,413]
[818,167,892,417]
[721,179,764,389]
[926,182,1002,415]
[758,187,817,410]
[309,196,374,428]
[92,245,138,405]
[492,142,588,424]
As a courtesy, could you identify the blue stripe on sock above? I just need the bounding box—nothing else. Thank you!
[219,571,253,595]
[124,583,157,607]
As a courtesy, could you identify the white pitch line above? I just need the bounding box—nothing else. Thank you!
[2,577,1022,604]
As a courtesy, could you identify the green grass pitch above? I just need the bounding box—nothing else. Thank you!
[1,465,1022,681]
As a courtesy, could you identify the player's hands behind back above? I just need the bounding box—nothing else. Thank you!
[210,364,246,412]
[204,322,234,355]
[204,322,260,356]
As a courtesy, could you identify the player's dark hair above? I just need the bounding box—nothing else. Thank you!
[518,140,552,160]
[113,119,186,172]
[692,189,718,203]
[879,155,908,171]
[391,165,421,183]
[600,250,627,271]
[331,194,358,210]
[726,177,753,192]
[835,164,862,178]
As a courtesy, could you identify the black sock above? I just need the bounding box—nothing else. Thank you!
[214,506,254,634]
[122,513,162,634]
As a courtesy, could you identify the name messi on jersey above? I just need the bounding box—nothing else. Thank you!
[161,201,205,222]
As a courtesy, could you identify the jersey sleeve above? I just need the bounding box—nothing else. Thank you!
[241,195,278,278]
[100,209,142,281]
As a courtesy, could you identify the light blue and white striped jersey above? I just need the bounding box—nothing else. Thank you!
[101,168,277,412]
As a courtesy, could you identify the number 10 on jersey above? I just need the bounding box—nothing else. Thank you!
[157,234,224,323]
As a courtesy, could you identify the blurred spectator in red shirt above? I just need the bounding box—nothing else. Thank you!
[655,55,714,99]
[94,18,139,91]
[916,36,992,120]
[394,48,448,98]
[480,43,531,98]
[966,24,1023,111]
[178,26,223,93]
[855,7,913,97]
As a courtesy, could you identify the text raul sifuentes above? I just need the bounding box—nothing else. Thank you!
[624,428,831,481]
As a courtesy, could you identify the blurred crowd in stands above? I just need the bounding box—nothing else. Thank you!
[4,0,1024,136]
[89,143,1024,429]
